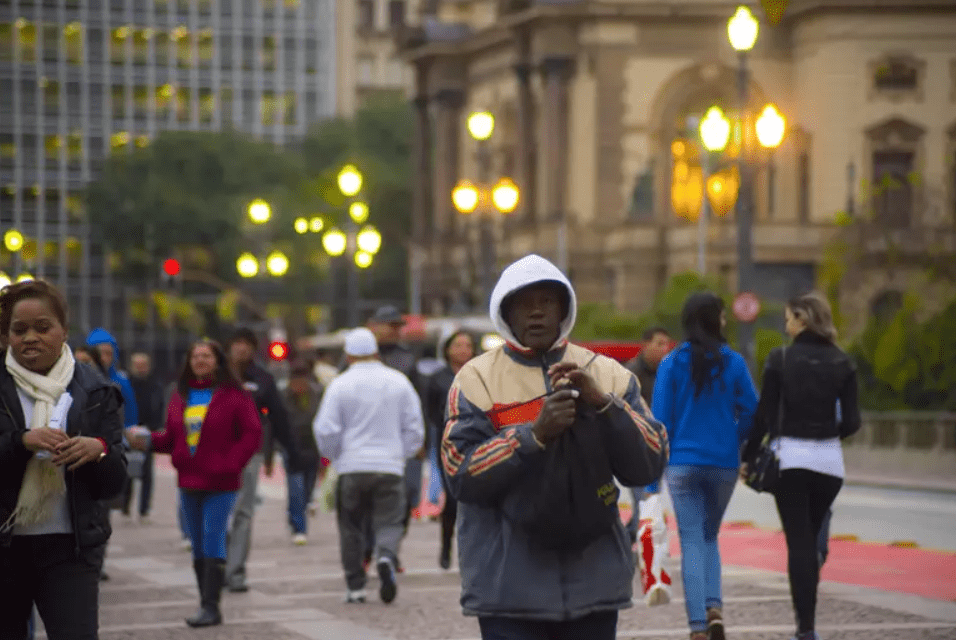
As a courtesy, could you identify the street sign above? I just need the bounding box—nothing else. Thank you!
[733,291,761,323]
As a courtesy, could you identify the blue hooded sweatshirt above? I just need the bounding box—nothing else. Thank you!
[652,342,758,470]
[87,328,139,428]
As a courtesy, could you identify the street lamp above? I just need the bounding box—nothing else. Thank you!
[236,252,259,278]
[452,180,479,214]
[756,103,786,149]
[337,164,363,198]
[265,250,289,277]
[356,226,383,255]
[0,272,9,288]
[728,5,759,52]
[247,199,272,225]
[467,111,495,141]
[700,106,731,153]
[321,229,347,256]
[349,201,369,224]
[4,229,24,253]
[294,217,309,234]
[310,217,324,233]
[491,178,520,213]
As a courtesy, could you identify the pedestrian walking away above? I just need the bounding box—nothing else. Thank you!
[741,293,861,640]
[0,280,128,640]
[313,328,425,605]
[652,292,758,640]
[224,327,300,593]
[441,254,668,640]
[128,339,261,628]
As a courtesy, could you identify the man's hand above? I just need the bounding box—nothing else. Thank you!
[51,436,105,471]
[548,362,610,408]
[532,389,579,444]
[22,427,69,454]
[739,463,749,481]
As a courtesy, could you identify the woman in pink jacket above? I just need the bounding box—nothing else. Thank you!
[129,339,261,628]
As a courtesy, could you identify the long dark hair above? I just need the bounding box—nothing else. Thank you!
[681,292,727,397]
[442,329,476,364]
[177,339,241,398]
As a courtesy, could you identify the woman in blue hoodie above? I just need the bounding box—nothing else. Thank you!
[652,292,758,640]
[86,329,138,428]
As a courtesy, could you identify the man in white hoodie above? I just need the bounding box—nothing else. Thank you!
[313,328,425,605]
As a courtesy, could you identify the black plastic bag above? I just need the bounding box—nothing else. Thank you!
[502,402,620,551]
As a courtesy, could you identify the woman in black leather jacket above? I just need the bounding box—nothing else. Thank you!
[0,280,128,640]
[424,330,476,569]
[742,292,860,640]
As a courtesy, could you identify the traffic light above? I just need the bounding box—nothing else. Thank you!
[268,341,289,361]
[160,257,182,288]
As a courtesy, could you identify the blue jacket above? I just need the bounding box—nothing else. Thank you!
[86,328,139,428]
[652,342,757,470]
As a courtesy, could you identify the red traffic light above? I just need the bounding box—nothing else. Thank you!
[268,341,289,361]
[163,258,181,277]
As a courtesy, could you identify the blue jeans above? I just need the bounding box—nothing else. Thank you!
[178,490,190,540]
[427,443,443,505]
[180,490,238,560]
[287,469,308,535]
[667,465,739,632]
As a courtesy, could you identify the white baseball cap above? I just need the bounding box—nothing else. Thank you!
[344,327,378,357]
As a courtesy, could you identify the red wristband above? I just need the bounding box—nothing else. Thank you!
[95,438,108,456]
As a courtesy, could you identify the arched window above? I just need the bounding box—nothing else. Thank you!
[865,118,925,229]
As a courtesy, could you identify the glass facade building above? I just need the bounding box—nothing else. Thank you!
[0,0,335,333]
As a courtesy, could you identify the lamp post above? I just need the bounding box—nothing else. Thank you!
[728,4,760,372]
[697,106,732,275]
[453,111,520,308]
[324,164,381,327]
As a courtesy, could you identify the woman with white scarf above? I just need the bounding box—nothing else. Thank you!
[0,280,128,640]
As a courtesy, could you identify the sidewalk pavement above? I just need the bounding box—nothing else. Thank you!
[72,461,956,640]
[843,471,956,495]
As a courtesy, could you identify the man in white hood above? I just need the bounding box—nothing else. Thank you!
[441,254,668,639]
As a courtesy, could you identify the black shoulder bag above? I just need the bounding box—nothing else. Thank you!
[500,400,621,551]
[743,346,786,494]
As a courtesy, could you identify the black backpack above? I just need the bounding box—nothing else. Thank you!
[501,401,620,551]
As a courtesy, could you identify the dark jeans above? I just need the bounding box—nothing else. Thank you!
[478,611,618,640]
[336,472,406,591]
[0,534,103,640]
[818,507,833,566]
[439,463,457,554]
[180,490,238,560]
[121,449,154,516]
[774,469,843,634]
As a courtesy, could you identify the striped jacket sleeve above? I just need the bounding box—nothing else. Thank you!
[600,375,669,488]
[440,379,546,506]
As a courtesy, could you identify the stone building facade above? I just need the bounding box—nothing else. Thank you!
[399,0,956,329]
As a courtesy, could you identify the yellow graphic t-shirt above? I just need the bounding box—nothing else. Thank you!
[185,388,213,455]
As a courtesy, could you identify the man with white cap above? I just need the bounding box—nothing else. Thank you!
[313,328,425,605]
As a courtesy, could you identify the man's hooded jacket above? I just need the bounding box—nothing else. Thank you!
[87,328,139,428]
[441,254,668,621]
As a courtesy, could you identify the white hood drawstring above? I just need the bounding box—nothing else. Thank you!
[489,254,577,352]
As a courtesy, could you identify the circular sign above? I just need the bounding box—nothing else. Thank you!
[733,292,761,323]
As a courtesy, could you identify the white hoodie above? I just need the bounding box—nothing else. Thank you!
[488,254,578,351]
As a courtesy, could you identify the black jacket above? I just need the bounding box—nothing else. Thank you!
[0,360,128,553]
[424,365,456,452]
[241,362,299,470]
[742,331,861,461]
[130,374,165,432]
[625,355,657,407]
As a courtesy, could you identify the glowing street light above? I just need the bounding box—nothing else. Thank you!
[4,229,24,252]
[248,199,271,224]
[16,273,34,283]
[491,178,520,213]
[728,5,759,52]
[452,180,479,214]
[294,217,309,234]
[236,252,259,278]
[354,251,373,269]
[0,272,10,288]
[348,201,369,224]
[265,250,289,277]
[337,164,362,197]
[700,106,731,152]
[322,229,347,257]
[756,103,786,149]
[309,217,324,233]
[467,111,495,141]
[356,226,382,255]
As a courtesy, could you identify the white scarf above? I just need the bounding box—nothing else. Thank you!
[1,344,76,532]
